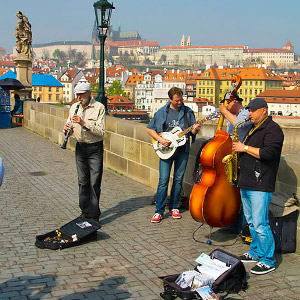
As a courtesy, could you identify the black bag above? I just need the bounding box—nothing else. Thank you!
[241,224,252,245]
[269,210,298,253]
[160,249,247,299]
[35,217,101,250]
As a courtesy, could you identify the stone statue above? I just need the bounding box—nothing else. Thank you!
[15,11,32,59]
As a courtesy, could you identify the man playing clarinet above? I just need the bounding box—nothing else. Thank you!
[63,82,105,222]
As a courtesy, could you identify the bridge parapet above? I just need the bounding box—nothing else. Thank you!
[23,101,300,252]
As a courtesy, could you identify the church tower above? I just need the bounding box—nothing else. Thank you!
[283,40,294,52]
[187,35,191,46]
[181,34,185,47]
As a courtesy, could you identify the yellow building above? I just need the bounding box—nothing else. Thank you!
[196,67,283,105]
[31,74,64,103]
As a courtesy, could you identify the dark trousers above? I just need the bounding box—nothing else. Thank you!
[75,141,103,219]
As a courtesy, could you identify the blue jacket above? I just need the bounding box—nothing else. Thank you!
[148,102,196,151]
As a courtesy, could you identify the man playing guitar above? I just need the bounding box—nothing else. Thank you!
[147,87,200,223]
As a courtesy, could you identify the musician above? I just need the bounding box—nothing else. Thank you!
[147,87,200,223]
[219,96,252,233]
[63,82,105,222]
[232,98,284,275]
[219,96,252,142]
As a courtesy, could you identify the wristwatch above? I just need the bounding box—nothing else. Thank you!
[244,145,249,152]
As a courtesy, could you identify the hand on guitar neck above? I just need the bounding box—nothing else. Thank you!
[149,112,220,160]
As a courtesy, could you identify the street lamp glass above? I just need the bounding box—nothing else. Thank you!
[93,0,115,36]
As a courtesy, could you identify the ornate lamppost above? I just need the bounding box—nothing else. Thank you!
[93,0,115,113]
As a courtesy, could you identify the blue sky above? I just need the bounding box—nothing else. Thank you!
[1,0,300,54]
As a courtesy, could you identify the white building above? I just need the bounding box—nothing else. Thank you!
[58,69,86,103]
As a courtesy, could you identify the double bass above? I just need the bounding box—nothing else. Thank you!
[189,75,242,227]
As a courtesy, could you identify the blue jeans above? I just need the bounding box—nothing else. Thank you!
[240,188,275,267]
[155,147,189,215]
[75,141,103,219]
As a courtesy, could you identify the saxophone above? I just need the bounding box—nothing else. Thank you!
[222,118,250,185]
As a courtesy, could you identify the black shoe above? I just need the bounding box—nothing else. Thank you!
[239,253,258,263]
[251,262,275,275]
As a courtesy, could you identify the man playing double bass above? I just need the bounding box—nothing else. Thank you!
[219,96,252,233]
[232,98,284,275]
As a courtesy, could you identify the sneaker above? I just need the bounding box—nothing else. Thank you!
[251,262,275,275]
[151,213,163,223]
[239,253,258,263]
[169,209,182,219]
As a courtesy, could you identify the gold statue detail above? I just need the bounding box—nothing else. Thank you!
[15,11,32,59]
[222,117,250,185]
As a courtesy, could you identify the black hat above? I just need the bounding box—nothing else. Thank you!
[220,94,243,104]
[246,98,268,110]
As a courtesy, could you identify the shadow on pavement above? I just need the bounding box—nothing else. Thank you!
[100,196,152,226]
[0,275,57,298]
[59,276,131,299]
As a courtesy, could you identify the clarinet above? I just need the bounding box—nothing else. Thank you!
[61,102,80,149]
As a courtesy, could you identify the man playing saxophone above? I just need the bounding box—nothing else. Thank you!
[232,98,284,275]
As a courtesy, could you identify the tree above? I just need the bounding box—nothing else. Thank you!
[160,54,167,63]
[143,57,153,65]
[106,80,126,97]
[90,82,99,94]
[269,60,278,69]
[256,57,264,64]
[53,49,61,59]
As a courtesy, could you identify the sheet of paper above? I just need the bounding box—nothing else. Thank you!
[195,253,230,280]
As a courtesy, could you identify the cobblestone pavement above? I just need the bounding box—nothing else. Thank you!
[0,127,299,300]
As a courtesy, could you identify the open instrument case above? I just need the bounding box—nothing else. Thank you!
[35,216,101,250]
[160,249,247,300]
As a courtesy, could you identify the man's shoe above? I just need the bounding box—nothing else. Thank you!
[251,262,275,275]
[169,209,182,219]
[151,213,163,223]
[239,253,258,263]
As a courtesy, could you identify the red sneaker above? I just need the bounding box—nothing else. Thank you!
[151,213,163,223]
[170,209,182,219]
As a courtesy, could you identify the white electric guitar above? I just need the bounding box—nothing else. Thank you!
[152,112,220,160]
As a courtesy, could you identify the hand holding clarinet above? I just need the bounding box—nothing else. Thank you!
[62,103,80,149]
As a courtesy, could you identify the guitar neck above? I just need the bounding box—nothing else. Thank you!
[177,118,207,138]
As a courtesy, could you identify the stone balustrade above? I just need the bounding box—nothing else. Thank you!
[23,101,300,252]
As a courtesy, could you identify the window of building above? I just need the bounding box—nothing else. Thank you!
[49,87,51,92]
[39,87,42,92]
[210,89,213,94]
[56,95,59,101]
[48,95,51,101]
[56,87,59,92]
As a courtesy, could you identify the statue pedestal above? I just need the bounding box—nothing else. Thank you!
[13,55,32,99]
